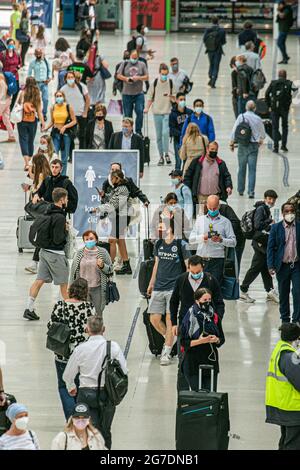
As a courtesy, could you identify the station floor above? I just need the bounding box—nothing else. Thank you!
[0,31,300,450]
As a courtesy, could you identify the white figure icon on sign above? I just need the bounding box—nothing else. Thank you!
[85,166,96,188]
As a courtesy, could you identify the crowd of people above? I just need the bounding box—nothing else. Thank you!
[0,0,300,452]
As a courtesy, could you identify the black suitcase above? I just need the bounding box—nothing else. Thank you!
[138,259,155,297]
[176,365,230,450]
[143,206,154,261]
[0,393,17,436]
[143,308,177,357]
[143,113,150,165]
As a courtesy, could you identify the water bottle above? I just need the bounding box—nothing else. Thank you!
[0,152,4,170]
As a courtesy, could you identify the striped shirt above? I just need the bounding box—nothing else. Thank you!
[283,221,297,263]
[0,431,40,450]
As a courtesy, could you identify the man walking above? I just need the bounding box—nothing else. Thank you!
[169,92,192,170]
[276,1,294,64]
[27,48,51,121]
[203,17,226,89]
[267,203,300,324]
[230,100,265,199]
[265,70,295,153]
[63,316,127,449]
[235,55,254,115]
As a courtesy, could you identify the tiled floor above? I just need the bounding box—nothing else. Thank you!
[0,30,300,450]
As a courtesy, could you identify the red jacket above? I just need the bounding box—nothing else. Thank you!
[0,51,22,80]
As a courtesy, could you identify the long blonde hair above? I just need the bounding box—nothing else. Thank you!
[31,153,51,188]
[183,123,202,144]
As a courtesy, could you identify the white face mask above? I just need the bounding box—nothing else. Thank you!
[292,340,300,350]
[144,27,149,34]
[15,417,29,431]
[39,143,48,152]
[284,213,295,223]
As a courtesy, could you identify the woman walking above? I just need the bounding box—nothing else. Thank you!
[180,123,208,174]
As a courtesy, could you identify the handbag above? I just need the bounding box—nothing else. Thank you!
[10,102,23,124]
[97,341,128,406]
[106,276,120,305]
[46,302,71,358]
[221,247,240,300]
[16,29,30,43]
[107,99,123,116]
[96,217,112,239]
[99,63,112,80]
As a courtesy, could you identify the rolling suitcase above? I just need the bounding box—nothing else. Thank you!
[143,113,150,166]
[138,258,155,297]
[176,365,230,450]
[17,193,35,253]
[143,206,154,261]
[143,308,177,357]
[0,393,16,436]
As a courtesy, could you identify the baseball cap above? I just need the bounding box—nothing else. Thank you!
[72,403,90,418]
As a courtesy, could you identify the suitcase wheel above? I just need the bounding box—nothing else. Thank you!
[18,248,23,253]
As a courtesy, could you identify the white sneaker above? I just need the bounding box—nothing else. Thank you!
[113,256,123,271]
[267,289,279,303]
[25,262,38,274]
[240,292,255,303]
[160,345,172,366]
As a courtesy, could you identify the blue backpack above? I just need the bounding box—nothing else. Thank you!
[3,71,18,96]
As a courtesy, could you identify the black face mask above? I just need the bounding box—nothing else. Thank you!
[200,301,211,313]
[96,116,104,121]
[36,56,42,60]
[209,151,218,159]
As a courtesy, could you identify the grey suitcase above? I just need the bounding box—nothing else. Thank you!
[16,215,35,253]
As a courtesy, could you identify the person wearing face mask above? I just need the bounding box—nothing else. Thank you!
[27,48,51,121]
[135,24,155,62]
[61,71,91,149]
[37,134,57,163]
[184,141,233,213]
[51,403,106,450]
[0,403,40,450]
[108,117,145,178]
[147,217,191,366]
[189,195,236,285]
[240,190,279,304]
[169,170,193,221]
[45,90,77,175]
[86,103,113,150]
[24,188,70,321]
[169,92,193,171]
[169,58,190,94]
[170,256,224,391]
[117,49,149,136]
[48,279,96,419]
[180,98,215,145]
[266,322,300,450]
[0,38,22,109]
[267,203,300,324]
[70,231,113,316]
[180,288,225,392]
[67,49,94,85]
[150,192,191,241]
[145,63,175,165]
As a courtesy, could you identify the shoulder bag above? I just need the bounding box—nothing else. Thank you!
[46,302,71,358]
[106,275,120,305]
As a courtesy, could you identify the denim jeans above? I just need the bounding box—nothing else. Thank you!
[153,114,169,156]
[52,131,71,176]
[37,83,49,119]
[237,142,259,196]
[276,261,300,323]
[173,138,181,170]
[122,93,145,134]
[55,359,80,420]
[17,119,38,157]
[208,50,222,85]
[277,32,288,61]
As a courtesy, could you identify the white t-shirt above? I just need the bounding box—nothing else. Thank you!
[168,69,187,93]
[0,431,40,450]
[136,35,147,60]
[60,82,88,117]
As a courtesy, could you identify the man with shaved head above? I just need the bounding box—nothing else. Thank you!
[189,194,236,284]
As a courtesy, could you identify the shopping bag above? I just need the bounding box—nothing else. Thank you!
[10,103,23,124]
[96,217,112,239]
[107,99,123,116]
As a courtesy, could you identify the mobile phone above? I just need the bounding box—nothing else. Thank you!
[208,230,219,239]
[163,93,169,96]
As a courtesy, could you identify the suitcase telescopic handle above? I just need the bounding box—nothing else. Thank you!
[144,205,150,239]
[199,364,215,393]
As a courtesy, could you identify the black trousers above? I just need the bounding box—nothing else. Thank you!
[77,387,116,450]
[279,425,300,450]
[272,109,289,149]
[21,40,30,66]
[76,115,88,149]
[241,248,273,293]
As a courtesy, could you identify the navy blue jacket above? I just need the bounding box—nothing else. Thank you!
[267,221,300,272]
[169,106,192,141]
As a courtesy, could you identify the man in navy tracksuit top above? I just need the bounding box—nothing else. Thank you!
[180,98,216,145]
[169,92,192,170]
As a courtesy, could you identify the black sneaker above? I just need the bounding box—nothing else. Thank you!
[23,309,40,321]
[208,79,212,86]
[165,154,171,165]
[157,157,164,166]
[249,194,255,199]
[115,261,132,275]
[281,146,288,152]
[273,148,279,154]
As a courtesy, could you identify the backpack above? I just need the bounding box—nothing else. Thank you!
[181,75,193,95]
[127,35,144,53]
[113,61,126,95]
[3,71,18,96]
[251,69,266,92]
[240,209,256,239]
[270,80,292,110]
[152,77,173,101]
[204,29,220,52]
[29,214,53,248]
[234,114,252,145]
[98,340,128,406]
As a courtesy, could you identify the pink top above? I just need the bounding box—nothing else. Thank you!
[198,157,220,196]
[283,221,297,263]
[0,51,22,80]
[79,249,101,288]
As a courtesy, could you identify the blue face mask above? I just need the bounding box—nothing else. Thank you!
[178,100,186,108]
[130,58,138,64]
[122,127,130,136]
[191,272,203,281]
[56,96,64,104]
[161,74,168,82]
[195,107,203,114]
[208,209,219,218]
[67,79,75,86]
[171,178,180,185]
[167,204,177,212]
[85,240,97,249]
[8,44,15,50]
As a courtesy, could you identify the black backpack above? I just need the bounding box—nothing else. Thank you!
[98,341,128,406]
[181,75,193,95]
[251,69,266,92]
[240,209,256,239]
[270,80,292,110]
[127,35,144,53]
[234,114,252,145]
[29,214,53,248]
[204,29,220,52]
